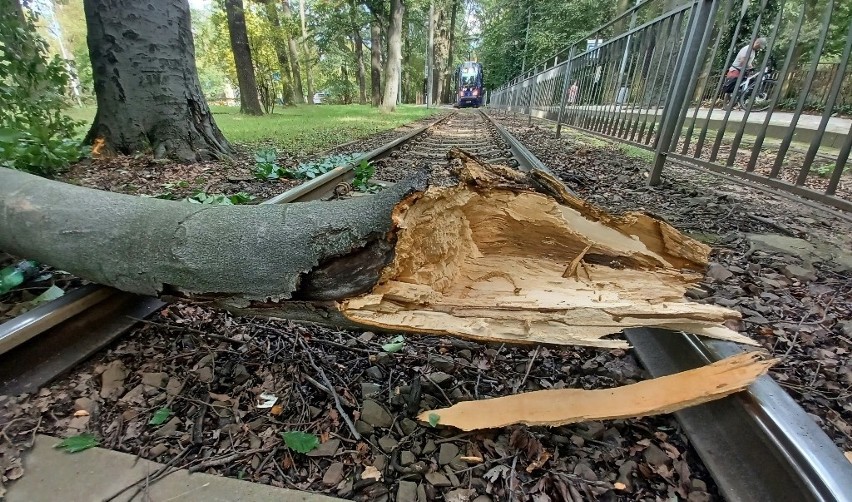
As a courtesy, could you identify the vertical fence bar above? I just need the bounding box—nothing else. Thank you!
[649,0,718,185]
[527,72,538,126]
[827,126,852,195]
[644,10,687,145]
[796,17,852,186]
[769,0,835,178]
[556,52,576,138]
[631,14,675,142]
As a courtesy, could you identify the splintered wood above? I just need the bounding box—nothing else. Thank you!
[341,153,755,349]
[417,352,776,430]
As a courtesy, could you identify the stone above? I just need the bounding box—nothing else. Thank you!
[643,444,671,467]
[323,462,345,486]
[119,384,145,405]
[73,397,94,414]
[366,366,384,380]
[573,462,597,481]
[438,443,460,465]
[780,264,817,282]
[457,349,473,361]
[706,263,733,282]
[140,372,167,388]
[425,472,452,488]
[307,439,340,457]
[400,418,419,435]
[691,479,707,491]
[165,377,182,396]
[355,420,374,435]
[446,488,476,501]
[688,492,712,502]
[359,331,376,342]
[361,400,393,428]
[685,287,710,299]
[361,383,381,399]
[472,496,493,502]
[422,440,437,455]
[378,435,398,453]
[576,421,606,440]
[100,360,127,399]
[373,454,388,471]
[617,460,637,491]
[417,483,428,502]
[148,444,168,457]
[424,371,453,387]
[400,451,416,466]
[428,354,456,372]
[397,480,418,502]
[193,366,212,383]
[375,352,393,366]
[839,321,852,337]
[154,417,181,438]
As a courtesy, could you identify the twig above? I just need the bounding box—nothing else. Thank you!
[513,347,539,393]
[508,454,519,501]
[103,445,192,502]
[186,447,266,473]
[130,317,247,345]
[420,371,453,406]
[296,336,361,440]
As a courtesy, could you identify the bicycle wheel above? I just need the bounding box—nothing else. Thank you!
[740,80,776,112]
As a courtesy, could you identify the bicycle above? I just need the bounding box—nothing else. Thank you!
[735,69,777,112]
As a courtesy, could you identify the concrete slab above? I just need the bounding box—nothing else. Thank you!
[7,435,345,502]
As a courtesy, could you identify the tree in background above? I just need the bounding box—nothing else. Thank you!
[225,0,264,114]
[381,0,404,111]
[365,0,384,105]
[281,0,307,103]
[82,0,230,160]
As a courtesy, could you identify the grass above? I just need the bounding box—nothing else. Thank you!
[63,104,438,155]
[619,144,655,163]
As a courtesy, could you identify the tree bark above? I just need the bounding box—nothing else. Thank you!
[369,9,382,106]
[299,0,314,104]
[0,154,754,350]
[380,0,404,111]
[432,3,448,105]
[281,0,305,104]
[349,0,367,104]
[265,1,297,105]
[225,0,263,115]
[82,0,230,161]
[444,0,458,104]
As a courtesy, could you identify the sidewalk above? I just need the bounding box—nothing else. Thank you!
[7,435,345,502]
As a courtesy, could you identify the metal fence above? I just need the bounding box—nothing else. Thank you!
[488,0,852,212]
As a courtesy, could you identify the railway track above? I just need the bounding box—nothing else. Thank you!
[1,108,851,501]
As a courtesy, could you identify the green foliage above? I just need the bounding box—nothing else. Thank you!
[381,335,405,353]
[0,3,86,176]
[294,152,362,179]
[254,147,290,179]
[281,431,320,453]
[185,191,255,205]
[54,433,99,453]
[149,408,172,426]
[353,159,380,192]
[428,413,440,427]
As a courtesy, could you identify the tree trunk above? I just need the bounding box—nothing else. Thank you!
[444,0,458,104]
[349,0,367,104]
[299,0,314,104]
[381,0,404,111]
[281,0,305,104]
[265,1,297,105]
[432,4,448,105]
[82,0,230,161]
[0,155,754,350]
[225,0,263,115]
[369,12,382,106]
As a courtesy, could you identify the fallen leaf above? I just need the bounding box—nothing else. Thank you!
[381,335,405,353]
[362,465,382,481]
[614,482,627,490]
[73,410,90,417]
[257,391,278,409]
[428,413,440,427]
[54,433,99,453]
[148,407,171,426]
[281,431,319,454]
[270,404,283,416]
[459,456,483,464]
[418,352,775,430]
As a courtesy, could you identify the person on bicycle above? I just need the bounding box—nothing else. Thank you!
[723,37,767,96]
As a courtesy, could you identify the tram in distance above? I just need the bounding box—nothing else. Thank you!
[455,61,483,108]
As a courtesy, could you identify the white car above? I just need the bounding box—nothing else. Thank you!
[312,92,329,104]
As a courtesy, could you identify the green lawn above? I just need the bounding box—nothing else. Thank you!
[65,104,438,155]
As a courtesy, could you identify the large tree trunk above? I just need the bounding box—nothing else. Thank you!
[432,3,448,106]
[265,1,297,105]
[369,10,382,106]
[82,0,230,161]
[224,0,263,115]
[381,0,404,111]
[281,0,305,104]
[299,0,314,105]
[349,0,367,104]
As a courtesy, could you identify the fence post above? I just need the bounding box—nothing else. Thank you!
[527,72,538,126]
[647,0,719,186]
[555,48,577,138]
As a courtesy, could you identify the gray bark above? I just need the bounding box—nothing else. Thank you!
[299,0,313,104]
[281,0,305,104]
[349,0,367,105]
[444,0,458,104]
[82,0,230,161]
[381,0,404,111]
[0,168,425,314]
[369,10,382,106]
[225,0,263,115]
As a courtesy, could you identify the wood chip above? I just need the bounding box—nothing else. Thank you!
[418,352,774,430]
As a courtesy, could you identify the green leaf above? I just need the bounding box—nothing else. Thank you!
[148,407,171,425]
[54,433,99,453]
[381,335,405,353]
[281,431,320,454]
[428,413,440,428]
[29,285,64,305]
